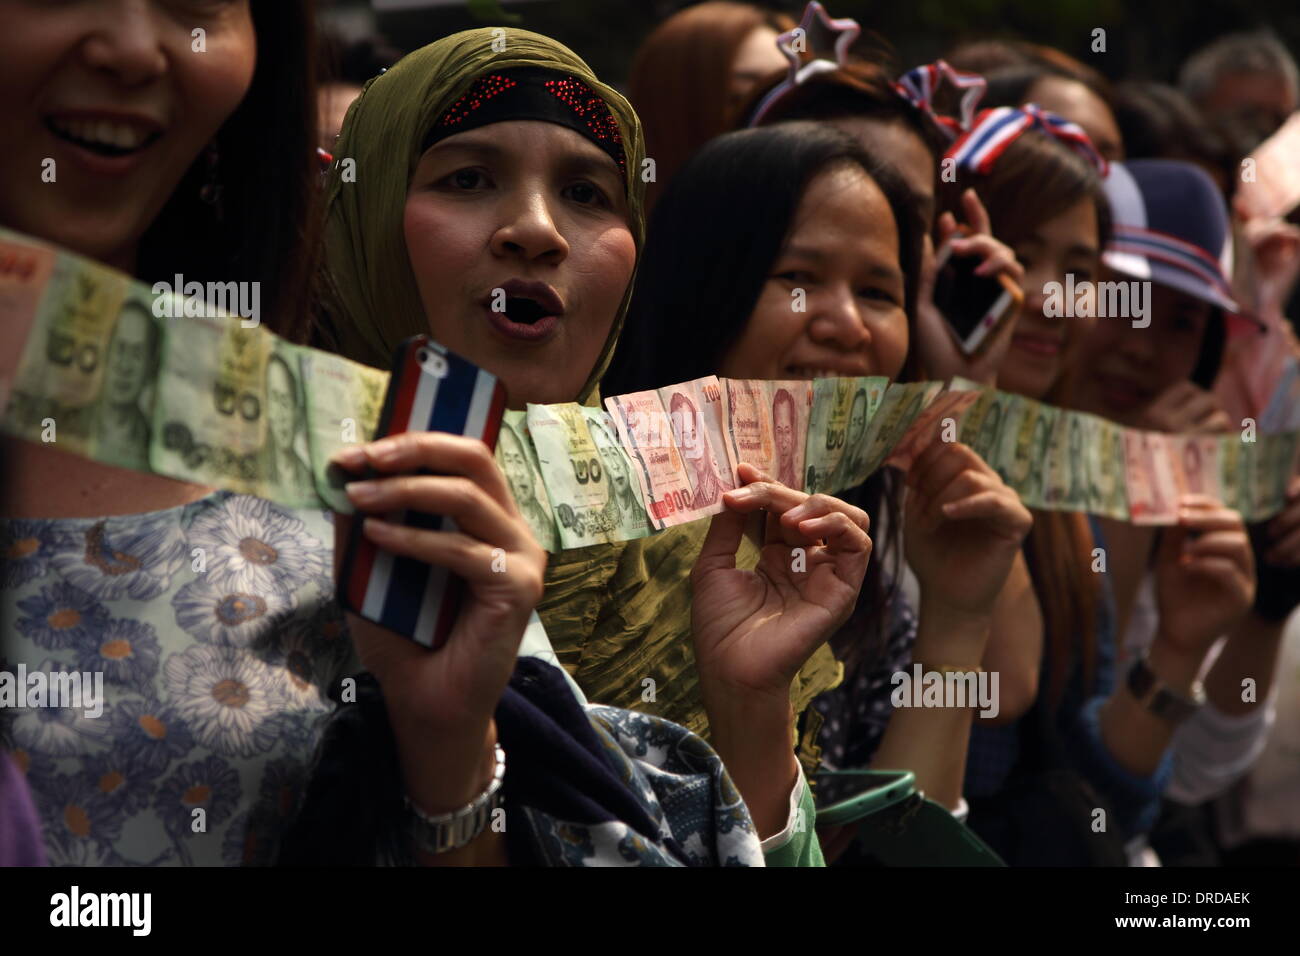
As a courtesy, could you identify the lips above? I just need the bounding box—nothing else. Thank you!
[43,110,165,175]
[1094,373,1151,411]
[481,279,566,344]
[1011,333,1063,357]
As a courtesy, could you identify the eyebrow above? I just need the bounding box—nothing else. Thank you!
[424,131,618,177]
[782,244,904,283]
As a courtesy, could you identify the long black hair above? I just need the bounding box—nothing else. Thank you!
[602,121,925,667]
[137,0,321,345]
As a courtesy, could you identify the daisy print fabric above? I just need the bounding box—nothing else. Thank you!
[0,492,354,866]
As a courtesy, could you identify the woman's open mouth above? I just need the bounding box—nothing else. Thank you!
[483,281,565,343]
[44,113,163,171]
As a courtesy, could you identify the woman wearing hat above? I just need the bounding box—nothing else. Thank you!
[1072,159,1298,860]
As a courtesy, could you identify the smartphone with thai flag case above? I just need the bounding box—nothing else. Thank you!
[338,335,507,650]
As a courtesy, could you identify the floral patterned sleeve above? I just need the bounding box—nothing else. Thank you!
[0,492,356,866]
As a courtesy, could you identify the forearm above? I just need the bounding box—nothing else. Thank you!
[1100,637,1207,778]
[389,710,509,867]
[870,603,990,808]
[702,687,801,840]
[978,551,1042,724]
[1204,613,1286,716]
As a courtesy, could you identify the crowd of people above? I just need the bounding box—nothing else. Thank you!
[1,0,1298,868]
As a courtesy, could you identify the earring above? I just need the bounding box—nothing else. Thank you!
[199,141,225,222]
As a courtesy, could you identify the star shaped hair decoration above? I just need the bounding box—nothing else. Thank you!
[748,2,861,126]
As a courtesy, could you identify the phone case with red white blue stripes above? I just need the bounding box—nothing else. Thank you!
[338,336,507,649]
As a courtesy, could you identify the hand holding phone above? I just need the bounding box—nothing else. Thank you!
[335,336,515,651]
[932,237,1022,356]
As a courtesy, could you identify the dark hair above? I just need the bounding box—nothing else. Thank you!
[629,2,796,210]
[605,122,923,395]
[939,130,1112,260]
[136,0,321,345]
[939,129,1111,709]
[740,59,946,157]
[1112,82,1237,199]
[319,31,403,88]
[603,122,923,665]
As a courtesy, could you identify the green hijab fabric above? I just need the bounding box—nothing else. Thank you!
[321,28,840,741]
[322,27,644,402]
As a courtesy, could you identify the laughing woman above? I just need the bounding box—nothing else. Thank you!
[0,0,333,866]
[301,28,875,865]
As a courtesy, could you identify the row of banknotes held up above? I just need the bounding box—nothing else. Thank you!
[0,230,1295,553]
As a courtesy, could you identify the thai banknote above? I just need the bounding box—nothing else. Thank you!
[839,379,926,488]
[1166,432,1222,507]
[828,376,888,492]
[1124,430,1180,525]
[496,410,560,552]
[658,375,738,502]
[301,348,390,513]
[884,387,980,472]
[722,378,777,483]
[1218,435,1256,518]
[0,233,58,412]
[3,248,130,457]
[1043,409,1089,512]
[582,406,654,541]
[1080,414,1129,521]
[1251,431,1300,520]
[765,380,812,491]
[804,377,856,495]
[605,389,714,529]
[151,315,318,505]
[528,402,639,548]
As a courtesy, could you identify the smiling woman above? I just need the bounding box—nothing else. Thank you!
[0,0,345,869]
[0,0,319,340]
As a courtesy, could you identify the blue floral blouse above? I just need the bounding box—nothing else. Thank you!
[0,492,354,866]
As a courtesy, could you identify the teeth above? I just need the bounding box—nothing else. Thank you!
[49,116,151,150]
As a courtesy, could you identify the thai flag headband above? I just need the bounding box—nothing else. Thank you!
[945,104,1109,177]
[892,60,987,140]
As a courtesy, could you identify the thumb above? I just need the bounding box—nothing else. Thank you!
[694,505,747,578]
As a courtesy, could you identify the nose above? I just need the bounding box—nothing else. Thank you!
[1112,320,1158,364]
[808,282,870,352]
[79,1,169,88]
[489,185,569,265]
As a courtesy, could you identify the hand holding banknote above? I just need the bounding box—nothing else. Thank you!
[690,462,872,837]
[1139,381,1233,435]
[329,432,546,833]
[1152,495,1255,663]
[904,440,1033,631]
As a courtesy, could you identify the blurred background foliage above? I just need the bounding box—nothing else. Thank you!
[325,0,1300,90]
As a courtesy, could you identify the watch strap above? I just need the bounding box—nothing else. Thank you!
[404,744,506,855]
[1127,655,1204,724]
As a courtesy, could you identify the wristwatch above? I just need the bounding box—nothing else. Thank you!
[1126,655,1205,724]
[404,744,506,855]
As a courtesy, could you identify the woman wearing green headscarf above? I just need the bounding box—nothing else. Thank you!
[311,28,869,865]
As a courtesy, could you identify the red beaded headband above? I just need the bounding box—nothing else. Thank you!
[423,66,625,171]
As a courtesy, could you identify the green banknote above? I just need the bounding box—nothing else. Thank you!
[497,410,560,552]
[3,249,131,457]
[804,377,856,495]
[846,381,941,487]
[830,376,890,491]
[151,316,319,506]
[529,402,624,548]
[301,348,390,513]
[583,406,654,540]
